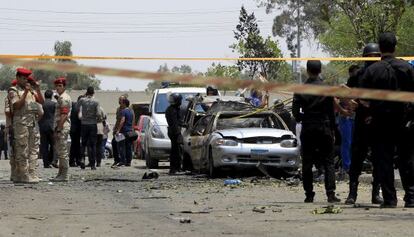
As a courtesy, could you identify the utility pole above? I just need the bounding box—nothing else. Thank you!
[296,0,302,83]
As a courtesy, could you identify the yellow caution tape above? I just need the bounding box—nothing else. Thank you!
[1,54,414,61]
[2,58,414,103]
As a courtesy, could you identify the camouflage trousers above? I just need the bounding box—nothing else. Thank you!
[13,123,40,180]
[54,126,70,170]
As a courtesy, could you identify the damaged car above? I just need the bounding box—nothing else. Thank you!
[185,110,300,177]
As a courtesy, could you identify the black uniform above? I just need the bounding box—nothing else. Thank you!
[347,65,381,200]
[362,55,414,206]
[165,104,183,172]
[38,98,56,167]
[292,77,337,200]
[69,101,82,167]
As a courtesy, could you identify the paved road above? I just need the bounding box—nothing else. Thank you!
[0,159,412,237]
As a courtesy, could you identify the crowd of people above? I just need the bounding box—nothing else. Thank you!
[1,31,413,209]
[292,32,414,208]
[3,69,136,183]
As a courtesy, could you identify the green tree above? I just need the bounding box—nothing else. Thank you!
[231,6,293,82]
[205,63,246,79]
[0,65,15,90]
[145,64,194,92]
[32,40,100,90]
[262,0,411,57]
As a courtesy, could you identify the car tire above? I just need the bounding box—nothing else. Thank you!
[145,150,159,169]
[208,148,218,178]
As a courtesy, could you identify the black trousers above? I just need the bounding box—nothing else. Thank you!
[370,117,401,205]
[96,134,103,166]
[300,123,336,196]
[168,133,182,172]
[112,138,120,164]
[40,129,54,166]
[69,129,81,165]
[397,124,414,204]
[349,116,380,185]
[81,124,98,167]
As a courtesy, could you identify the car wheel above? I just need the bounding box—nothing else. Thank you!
[145,150,159,169]
[208,148,218,178]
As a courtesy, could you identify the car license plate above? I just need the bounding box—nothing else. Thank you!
[251,149,268,159]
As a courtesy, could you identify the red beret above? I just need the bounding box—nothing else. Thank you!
[16,68,32,77]
[27,75,35,82]
[54,77,66,86]
[11,79,17,86]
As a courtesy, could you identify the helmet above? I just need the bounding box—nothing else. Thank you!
[273,99,284,110]
[362,43,380,57]
[306,60,322,74]
[168,93,182,105]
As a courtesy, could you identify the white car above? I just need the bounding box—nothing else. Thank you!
[144,87,207,168]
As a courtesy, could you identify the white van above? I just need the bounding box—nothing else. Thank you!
[143,87,207,168]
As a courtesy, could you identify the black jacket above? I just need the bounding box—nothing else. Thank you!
[292,77,336,130]
[165,105,182,137]
[38,99,56,133]
[362,55,414,119]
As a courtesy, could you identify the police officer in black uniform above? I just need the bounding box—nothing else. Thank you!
[292,60,340,203]
[362,32,414,208]
[345,43,383,205]
[165,93,184,175]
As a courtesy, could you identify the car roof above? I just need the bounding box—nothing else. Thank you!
[157,87,206,94]
[198,95,246,103]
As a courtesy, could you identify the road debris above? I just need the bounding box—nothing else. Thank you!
[312,205,343,215]
[179,217,192,223]
[252,206,266,213]
[140,196,170,200]
[224,179,242,186]
[24,216,48,221]
[180,209,210,214]
[142,171,159,180]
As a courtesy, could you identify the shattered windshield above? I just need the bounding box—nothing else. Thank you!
[216,114,282,130]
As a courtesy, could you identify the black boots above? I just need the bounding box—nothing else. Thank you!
[327,192,341,203]
[304,192,315,203]
[345,182,358,205]
[371,182,384,204]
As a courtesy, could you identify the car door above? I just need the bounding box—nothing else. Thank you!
[190,115,212,170]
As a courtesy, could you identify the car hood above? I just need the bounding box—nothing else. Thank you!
[216,128,294,139]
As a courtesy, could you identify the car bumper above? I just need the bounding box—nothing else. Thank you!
[148,137,170,160]
[212,145,300,169]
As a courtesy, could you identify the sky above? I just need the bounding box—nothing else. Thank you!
[0,0,328,91]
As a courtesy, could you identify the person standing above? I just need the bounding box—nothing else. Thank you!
[362,33,414,208]
[50,77,71,181]
[9,68,44,184]
[96,106,106,167]
[77,86,101,170]
[111,95,127,167]
[5,80,18,180]
[115,98,134,167]
[165,93,184,174]
[292,60,340,203]
[38,90,56,168]
[345,44,383,205]
[69,96,83,167]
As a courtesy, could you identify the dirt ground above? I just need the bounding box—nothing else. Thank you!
[0,159,413,237]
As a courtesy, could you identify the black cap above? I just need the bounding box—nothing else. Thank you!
[306,60,322,74]
[363,43,381,56]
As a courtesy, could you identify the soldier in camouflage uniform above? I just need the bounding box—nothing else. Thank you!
[9,68,44,184]
[50,77,72,182]
[5,79,17,181]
